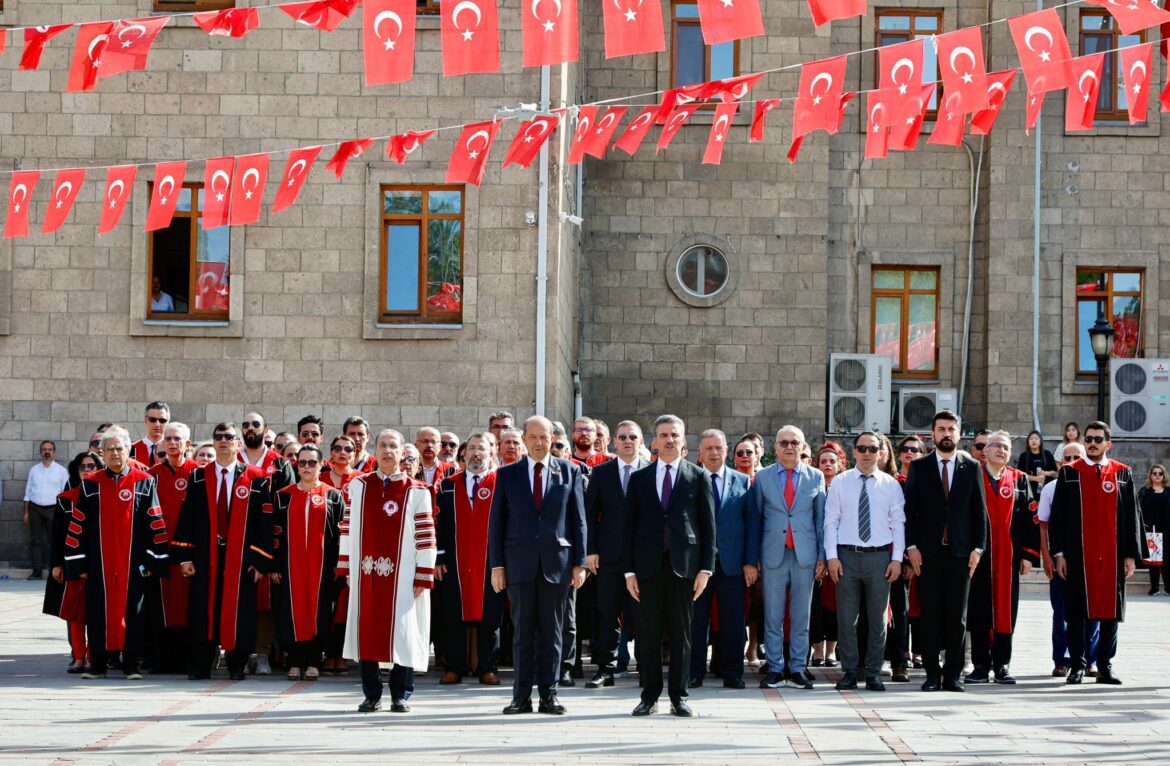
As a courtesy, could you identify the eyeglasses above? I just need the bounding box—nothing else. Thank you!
[972,443,987,451]
[615,434,638,442]
[800,454,811,461]
[854,445,880,454]
[777,440,801,449]
[300,431,321,439]
[332,444,354,453]
[1084,435,1107,444]
[402,456,418,463]
[574,426,596,434]
[900,445,920,454]
[79,463,97,471]
[242,420,263,429]
[734,449,754,457]
[213,433,238,441]
[440,441,458,448]
[296,459,319,467]
[162,435,184,443]
[987,443,1010,451]
[146,416,169,424]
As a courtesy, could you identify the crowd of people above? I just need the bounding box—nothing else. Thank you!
[29,402,1147,717]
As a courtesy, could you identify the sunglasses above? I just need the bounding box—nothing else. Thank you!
[854,445,880,454]
[300,431,321,439]
[1084,436,1107,444]
[440,441,458,448]
[734,449,754,457]
[900,445,920,454]
[213,433,238,441]
[264,439,275,447]
[402,456,418,463]
[1063,455,1079,463]
[297,459,319,467]
[615,434,638,442]
[332,445,354,453]
[1153,471,1165,476]
[972,443,987,451]
[554,442,568,449]
[89,439,102,447]
[800,454,811,460]
[80,463,98,471]
[146,416,169,424]
[777,440,801,449]
[242,420,263,429]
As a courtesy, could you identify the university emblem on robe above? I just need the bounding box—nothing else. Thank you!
[999,484,1013,499]
[1102,480,1116,494]
[175,478,188,491]
[235,485,249,499]
[477,487,492,501]
[311,494,325,506]
[361,555,395,577]
[383,500,399,516]
[119,489,133,502]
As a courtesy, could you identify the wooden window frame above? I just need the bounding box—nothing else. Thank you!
[871,265,941,379]
[1079,9,1145,123]
[146,182,230,322]
[379,184,465,325]
[874,8,944,120]
[669,0,741,91]
[417,0,441,15]
[153,0,234,12]
[1074,267,1145,379]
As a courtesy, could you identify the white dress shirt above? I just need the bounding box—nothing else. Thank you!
[656,457,682,502]
[824,468,906,562]
[936,452,956,492]
[707,465,726,507]
[1038,478,1057,523]
[465,468,490,499]
[527,455,551,495]
[24,461,69,506]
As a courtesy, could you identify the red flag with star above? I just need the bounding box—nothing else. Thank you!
[447,121,501,186]
[4,171,39,240]
[99,165,137,235]
[503,114,559,168]
[1008,9,1074,97]
[1065,53,1104,132]
[878,38,924,124]
[656,104,700,154]
[696,0,765,44]
[864,92,890,160]
[936,26,989,115]
[194,8,261,38]
[751,98,781,141]
[613,107,657,155]
[792,55,849,139]
[41,169,86,235]
[21,25,71,71]
[388,130,436,163]
[522,0,580,67]
[702,102,738,165]
[806,0,865,27]
[146,162,186,232]
[273,146,323,213]
[1083,0,1170,36]
[583,107,627,158]
[326,139,374,179]
[927,90,967,147]
[1120,42,1153,124]
[101,17,170,78]
[441,0,501,75]
[652,84,706,123]
[363,0,416,86]
[601,0,666,58]
[202,157,234,231]
[889,84,934,151]
[229,153,270,227]
[281,0,362,31]
[969,69,1016,135]
[567,106,600,165]
[67,22,114,94]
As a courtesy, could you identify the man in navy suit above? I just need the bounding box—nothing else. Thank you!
[689,428,752,689]
[488,415,587,715]
[584,420,649,689]
[624,415,716,717]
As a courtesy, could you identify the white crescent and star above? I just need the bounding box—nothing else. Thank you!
[241,167,261,200]
[211,169,230,202]
[403,135,422,153]
[575,115,592,140]
[869,102,884,132]
[108,179,125,208]
[523,117,553,143]
[88,34,108,65]
[1130,59,1147,94]
[712,113,730,141]
[117,23,147,48]
[466,129,491,159]
[532,0,562,31]
[890,57,915,95]
[287,159,308,187]
[54,181,73,208]
[666,110,691,132]
[809,72,833,105]
[1079,67,1099,102]
[943,91,962,120]
[373,10,403,50]
[1024,25,1054,61]
[452,0,483,41]
[11,184,27,213]
[158,175,175,207]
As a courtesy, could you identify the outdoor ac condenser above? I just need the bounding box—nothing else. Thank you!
[897,387,958,434]
[826,354,892,434]
[1110,359,1170,438]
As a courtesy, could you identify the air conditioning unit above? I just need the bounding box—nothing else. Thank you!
[1110,359,1170,437]
[827,354,892,434]
[898,387,958,434]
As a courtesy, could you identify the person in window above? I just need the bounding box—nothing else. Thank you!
[1139,465,1170,595]
[151,276,176,313]
[1016,430,1057,500]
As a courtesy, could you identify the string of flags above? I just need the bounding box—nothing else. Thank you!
[3,0,1170,239]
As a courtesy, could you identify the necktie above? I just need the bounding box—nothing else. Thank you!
[533,462,543,514]
[711,472,720,508]
[622,464,631,495]
[472,474,480,502]
[149,443,155,463]
[661,465,673,552]
[785,469,796,550]
[217,467,229,538]
[858,474,871,543]
[384,476,391,491]
[941,459,950,544]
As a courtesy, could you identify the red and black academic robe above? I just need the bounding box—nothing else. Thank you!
[968,467,1040,635]
[149,459,199,628]
[436,470,502,621]
[322,469,362,626]
[131,439,163,467]
[172,463,270,652]
[63,469,169,654]
[245,456,295,614]
[1050,458,1143,622]
[273,482,345,644]
[581,452,614,468]
[43,480,88,623]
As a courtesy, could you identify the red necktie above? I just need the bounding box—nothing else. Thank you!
[785,469,796,549]
[532,462,543,514]
[217,467,229,537]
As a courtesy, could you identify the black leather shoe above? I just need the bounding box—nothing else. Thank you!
[759,671,785,688]
[993,667,1017,685]
[585,672,614,688]
[357,698,382,713]
[539,696,566,715]
[921,677,941,692]
[891,667,910,683]
[687,677,703,689]
[67,659,85,674]
[942,678,965,693]
[631,700,657,716]
[390,699,410,713]
[865,676,886,691]
[835,671,859,690]
[502,699,533,714]
[1095,671,1123,685]
[788,672,815,690]
[559,670,576,687]
[1066,669,1085,685]
[964,667,990,684]
[670,700,693,717]
[723,677,745,689]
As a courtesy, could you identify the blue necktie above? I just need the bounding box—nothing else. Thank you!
[858,475,871,543]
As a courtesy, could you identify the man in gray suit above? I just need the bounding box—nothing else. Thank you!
[746,425,827,690]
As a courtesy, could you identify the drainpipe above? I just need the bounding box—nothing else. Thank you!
[1031,0,1043,434]
[573,371,582,420]
[534,64,551,416]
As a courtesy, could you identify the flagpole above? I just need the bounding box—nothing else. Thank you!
[1031,0,1043,434]
[535,63,551,417]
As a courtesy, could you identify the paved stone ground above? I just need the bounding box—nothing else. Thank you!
[1,580,1169,765]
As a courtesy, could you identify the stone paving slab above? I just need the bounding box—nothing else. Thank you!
[1,581,1169,765]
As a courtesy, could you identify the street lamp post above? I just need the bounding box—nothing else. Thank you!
[1087,308,1115,423]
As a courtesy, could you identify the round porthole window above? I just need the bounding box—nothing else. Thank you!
[676,245,729,299]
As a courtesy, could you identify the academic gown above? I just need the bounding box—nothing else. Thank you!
[43,478,88,622]
[273,482,345,644]
[149,459,200,627]
[968,466,1040,634]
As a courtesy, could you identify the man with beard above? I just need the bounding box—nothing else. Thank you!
[23,440,68,580]
[239,413,284,474]
[439,432,461,464]
[131,402,170,466]
[571,417,610,468]
[498,428,525,467]
[297,415,324,446]
[416,427,456,486]
[436,432,503,685]
[345,417,378,473]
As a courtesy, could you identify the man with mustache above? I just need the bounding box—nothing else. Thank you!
[416,427,456,486]
[24,440,69,580]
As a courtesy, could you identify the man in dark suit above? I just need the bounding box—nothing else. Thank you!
[689,428,752,689]
[488,415,587,715]
[624,414,716,717]
[584,420,649,689]
[904,409,988,692]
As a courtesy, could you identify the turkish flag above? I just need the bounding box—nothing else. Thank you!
[229,153,270,226]
[699,73,764,102]
[1083,0,1170,35]
[522,0,579,67]
[584,107,627,158]
[567,106,600,165]
[194,8,261,38]
[325,139,374,178]
[613,107,657,155]
[927,91,967,147]
[101,17,170,78]
[702,102,739,165]
[99,165,137,235]
[146,162,186,232]
[806,0,865,27]
[751,98,781,141]
[281,0,362,32]
[447,121,500,186]
[388,130,436,163]
[970,69,1016,135]
[656,104,700,154]
[696,0,765,44]
[1065,54,1104,132]
[363,0,416,86]
[202,157,234,231]
[21,25,71,71]
[936,26,988,114]
[41,169,86,235]
[601,0,666,58]
[503,114,559,168]
[878,38,924,124]
[888,84,934,151]
[441,0,501,76]
[864,92,890,160]
[4,171,39,240]
[1008,9,1074,96]
[273,146,322,213]
[1121,43,1153,124]
[792,55,849,139]
[68,22,114,93]
[652,84,706,123]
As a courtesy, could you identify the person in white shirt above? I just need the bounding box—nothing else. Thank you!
[824,431,906,691]
[23,440,69,579]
